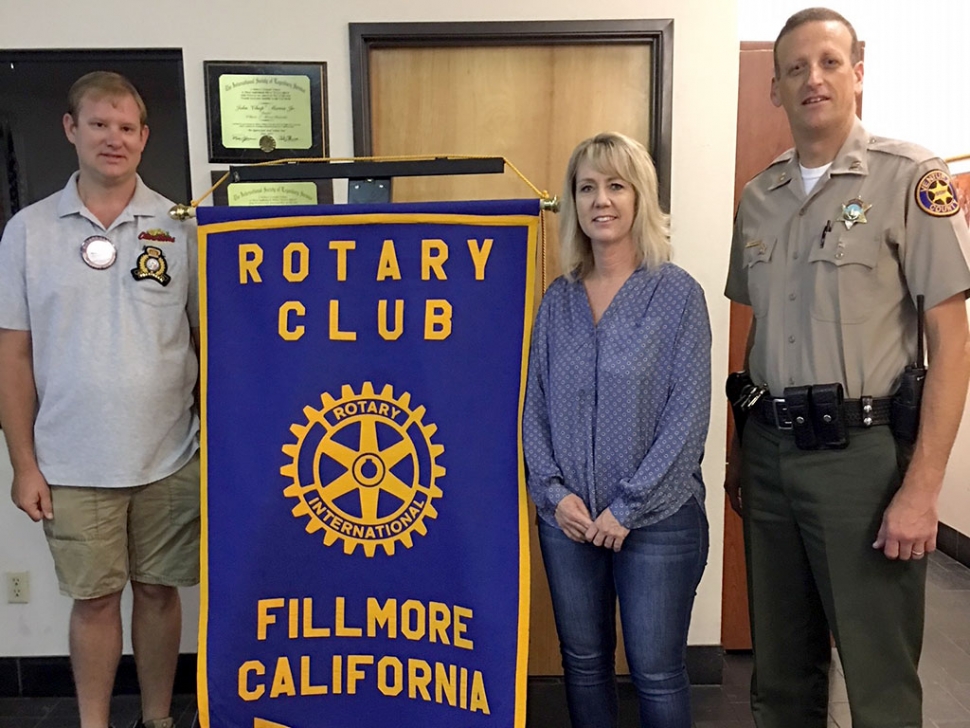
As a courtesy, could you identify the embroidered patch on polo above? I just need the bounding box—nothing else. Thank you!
[131,246,171,286]
[138,228,177,243]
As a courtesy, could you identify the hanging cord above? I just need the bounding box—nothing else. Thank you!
[539,206,549,291]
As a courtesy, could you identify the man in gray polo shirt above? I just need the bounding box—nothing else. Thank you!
[725,8,970,728]
[0,72,198,728]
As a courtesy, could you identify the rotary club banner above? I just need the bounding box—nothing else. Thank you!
[196,199,538,728]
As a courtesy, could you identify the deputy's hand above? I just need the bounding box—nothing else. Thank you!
[554,494,594,543]
[873,473,939,560]
[11,468,53,522]
[586,508,630,552]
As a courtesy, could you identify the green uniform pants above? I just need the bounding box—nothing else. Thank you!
[742,418,926,728]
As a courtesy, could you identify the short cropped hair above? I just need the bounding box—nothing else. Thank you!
[774,7,860,77]
[559,131,670,280]
[67,71,148,125]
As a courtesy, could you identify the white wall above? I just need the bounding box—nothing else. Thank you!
[0,0,739,657]
[740,1,970,542]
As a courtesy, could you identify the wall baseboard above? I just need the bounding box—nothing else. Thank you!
[0,645,723,698]
[0,654,197,698]
[937,522,970,568]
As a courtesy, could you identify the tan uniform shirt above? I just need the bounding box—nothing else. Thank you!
[726,119,970,398]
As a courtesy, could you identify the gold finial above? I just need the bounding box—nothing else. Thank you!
[169,203,195,221]
[540,196,560,213]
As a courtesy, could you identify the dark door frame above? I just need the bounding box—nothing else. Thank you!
[0,48,191,207]
[348,19,674,210]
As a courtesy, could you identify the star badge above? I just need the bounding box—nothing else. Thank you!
[839,198,872,229]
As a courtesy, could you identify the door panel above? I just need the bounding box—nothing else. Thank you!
[370,44,651,289]
[721,44,794,651]
[722,41,862,651]
[370,42,653,676]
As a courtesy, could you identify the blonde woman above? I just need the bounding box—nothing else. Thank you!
[524,132,710,727]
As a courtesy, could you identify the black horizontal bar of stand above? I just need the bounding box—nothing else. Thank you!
[229,158,506,182]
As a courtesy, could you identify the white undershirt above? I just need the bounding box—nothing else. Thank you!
[800,162,832,195]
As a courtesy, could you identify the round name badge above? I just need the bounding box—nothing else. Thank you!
[80,235,117,270]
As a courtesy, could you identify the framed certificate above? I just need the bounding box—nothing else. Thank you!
[209,171,333,206]
[204,61,329,163]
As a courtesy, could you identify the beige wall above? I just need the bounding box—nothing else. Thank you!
[0,0,739,656]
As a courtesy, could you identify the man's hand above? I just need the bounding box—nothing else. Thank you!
[873,294,970,560]
[11,467,52,522]
[872,465,940,560]
[585,508,631,552]
[554,494,594,543]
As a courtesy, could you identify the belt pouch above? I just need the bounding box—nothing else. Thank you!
[783,385,818,450]
[891,365,925,443]
[811,383,849,449]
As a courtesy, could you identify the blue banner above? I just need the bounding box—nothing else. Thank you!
[197,200,538,728]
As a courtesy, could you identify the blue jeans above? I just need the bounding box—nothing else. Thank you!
[538,498,709,728]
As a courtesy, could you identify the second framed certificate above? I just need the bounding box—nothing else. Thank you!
[204,61,328,163]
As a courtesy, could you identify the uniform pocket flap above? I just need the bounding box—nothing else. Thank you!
[743,237,777,267]
[808,234,880,269]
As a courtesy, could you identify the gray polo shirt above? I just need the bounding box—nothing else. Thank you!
[0,173,199,487]
[726,120,970,399]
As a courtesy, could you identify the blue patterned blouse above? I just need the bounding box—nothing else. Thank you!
[523,263,711,530]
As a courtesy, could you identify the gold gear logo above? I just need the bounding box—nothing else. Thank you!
[281,383,445,556]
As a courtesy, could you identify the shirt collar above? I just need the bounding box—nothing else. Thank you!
[827,117,870,177]
[767,118,870,192]
[767,150,798,192]
[56,172,155,222]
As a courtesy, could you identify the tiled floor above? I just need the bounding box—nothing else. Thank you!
[683,549,970,728]
[2,550,970,727]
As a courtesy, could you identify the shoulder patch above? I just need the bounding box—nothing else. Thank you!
[915,170,960,217]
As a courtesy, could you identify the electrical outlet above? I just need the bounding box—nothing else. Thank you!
[6,572,29,603]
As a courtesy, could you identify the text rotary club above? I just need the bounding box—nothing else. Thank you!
[235,236,495,342]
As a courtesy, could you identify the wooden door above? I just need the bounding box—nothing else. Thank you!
[721,42,794,651]
[721,42,863,650]
[367,42,654,676]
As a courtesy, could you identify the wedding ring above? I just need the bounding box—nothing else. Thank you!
[912,550,925,557]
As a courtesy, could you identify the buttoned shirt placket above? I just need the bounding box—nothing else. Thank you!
[767,139,870,392]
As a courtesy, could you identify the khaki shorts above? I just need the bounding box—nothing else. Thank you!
[43,452,201,600]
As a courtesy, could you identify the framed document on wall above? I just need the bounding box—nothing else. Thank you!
[204,61,329,163]
[208,171,334,206]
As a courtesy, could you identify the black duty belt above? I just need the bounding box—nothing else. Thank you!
[751,395,892,431]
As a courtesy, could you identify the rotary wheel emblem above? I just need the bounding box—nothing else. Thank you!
[281,382,445,557]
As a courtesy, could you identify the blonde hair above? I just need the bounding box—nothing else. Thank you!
[67,71,148,126]
[559,131,670,280]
